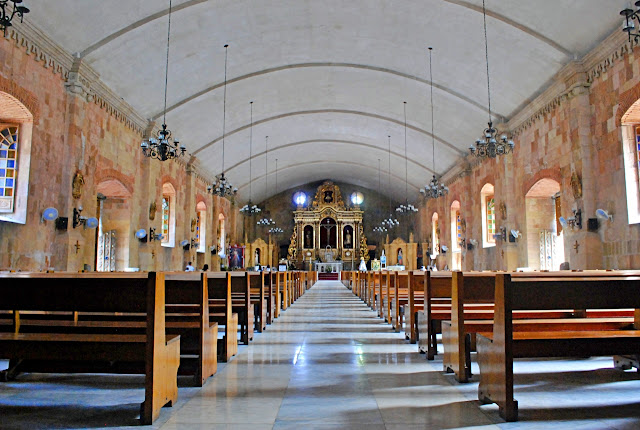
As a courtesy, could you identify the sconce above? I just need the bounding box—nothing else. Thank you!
[72,207,98,229]
[148,227,163,242]
[440,245,448,254]
[559,209,582,230]
[135,229,148,243]
[494,226,507,242]
[180,240,190,250]
[467,239,478,250]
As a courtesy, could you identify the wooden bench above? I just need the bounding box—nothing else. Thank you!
[476,273,640,421]
[443,271,640,383]
[164,272,218,386]
[248,271,267,332]
[207,272,238,362]
[229,272,254,345]
[0,272,180,425]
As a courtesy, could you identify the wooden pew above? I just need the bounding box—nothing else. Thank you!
[403,270,426,343]
[0,272,180,425]
[207,272,238,362]
[164,272,217,386]
[248,271,267,332]
[229,272,254,344]
[477,273,640,421]
[443,270,640,383]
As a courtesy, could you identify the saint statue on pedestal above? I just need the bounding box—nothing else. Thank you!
[397,249,403,266]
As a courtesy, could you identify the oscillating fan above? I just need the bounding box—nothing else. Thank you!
[135,229,147,239]
[85,217,99,229]
[42,207,59,222]
[596,209,613,221]
[558,217,568,229]
[510,229,521,239]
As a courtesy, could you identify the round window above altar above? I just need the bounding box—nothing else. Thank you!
[350,192,363,206]
[293,191,307,206]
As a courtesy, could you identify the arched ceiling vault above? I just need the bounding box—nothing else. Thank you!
[26,0,621,204]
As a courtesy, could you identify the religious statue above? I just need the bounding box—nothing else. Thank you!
[149,201,157,221]
[304,229,312,248]
[72,171,84,200]
[571,170,582,199]
[344,229,352,247]
[254,249,260,266]
[358,257,367,272]
[380,249,387,267]
[397,249,403,266]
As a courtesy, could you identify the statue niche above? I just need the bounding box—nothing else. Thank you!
[303,225,314,249]
[320,217,337,248]
[343,225,353,249]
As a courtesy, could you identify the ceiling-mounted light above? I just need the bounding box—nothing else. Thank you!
[383,135,400,228]
[0,1,30,36]
[240,102,261,215]
[396,102,418,213]
[140,0,186,162]
[209,44,236,198]
[469,0,514,159]
[421,47,449,200]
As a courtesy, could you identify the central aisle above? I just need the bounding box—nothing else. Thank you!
[159,281,495,429]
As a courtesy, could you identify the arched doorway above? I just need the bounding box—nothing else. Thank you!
[525,178,564,270]
[320,217,337,249]
[95,178,132,271]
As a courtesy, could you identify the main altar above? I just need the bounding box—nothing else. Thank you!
[287,181,369,270]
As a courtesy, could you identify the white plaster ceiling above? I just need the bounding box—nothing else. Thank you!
[26,0,621,203]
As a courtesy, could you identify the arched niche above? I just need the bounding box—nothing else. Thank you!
[95,178,132,271]
[161,183,176,247]
[0,91,33,224]
[525,178,564,270]
[320,217,337,249]
[431,212,440,256]
[342,225,354,249]
[450,200,462,270]
[303,225,314,249]
[480,183,495,248]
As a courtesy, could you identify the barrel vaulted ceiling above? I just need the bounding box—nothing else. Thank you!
[27,0,620,203]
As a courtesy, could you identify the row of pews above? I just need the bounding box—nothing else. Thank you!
[0,269,316,425]
[345,269,640,422]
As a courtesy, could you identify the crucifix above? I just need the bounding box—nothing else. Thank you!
[573,241,580,254]
[74,241,81,254]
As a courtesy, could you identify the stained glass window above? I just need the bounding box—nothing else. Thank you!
[486,196,495,244]
[162,196,170,243]
[0,126,18,213]
[456,211,462,248]
[196,211,202,248]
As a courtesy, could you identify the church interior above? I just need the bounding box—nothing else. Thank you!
[2,0,640,428]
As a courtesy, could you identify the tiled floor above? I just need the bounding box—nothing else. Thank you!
[2,280,640,429]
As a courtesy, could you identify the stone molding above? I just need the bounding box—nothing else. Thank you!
[4,23,147,135]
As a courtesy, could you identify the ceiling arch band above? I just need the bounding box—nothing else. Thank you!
[191,109,465,157]
[221,139,438,177]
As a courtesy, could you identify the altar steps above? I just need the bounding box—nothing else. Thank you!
[318,273,340,281]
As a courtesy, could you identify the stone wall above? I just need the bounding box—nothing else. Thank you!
[419,32,640,271]
[0,34,240,272]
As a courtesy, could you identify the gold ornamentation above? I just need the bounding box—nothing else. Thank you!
[191,218,197,233]
[287,228,298,261]
[72,171,84,200]
[311,181,345,209]
[359,225,369,261]
[149,201,157,221]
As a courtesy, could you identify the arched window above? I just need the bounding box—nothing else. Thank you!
[161,183,176,247]
[450,200,461,253]
[0,92,33,224]
[621,103,640,224]
[432,212,439,257]
[481,183,495,248]
[196,201,207,253]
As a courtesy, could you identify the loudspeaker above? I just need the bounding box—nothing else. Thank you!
[55,217,68,230]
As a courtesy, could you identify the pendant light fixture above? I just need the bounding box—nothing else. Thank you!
[240,102,261,214]
[140,0,186,162]
[469,0,514,159]
[0,1,30,35]
[396,102,418,213]
[373,158,387,234]
[208,44,237,197]
[257,135,275,226]
[382,135,400,228]
[421,47,449,199]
